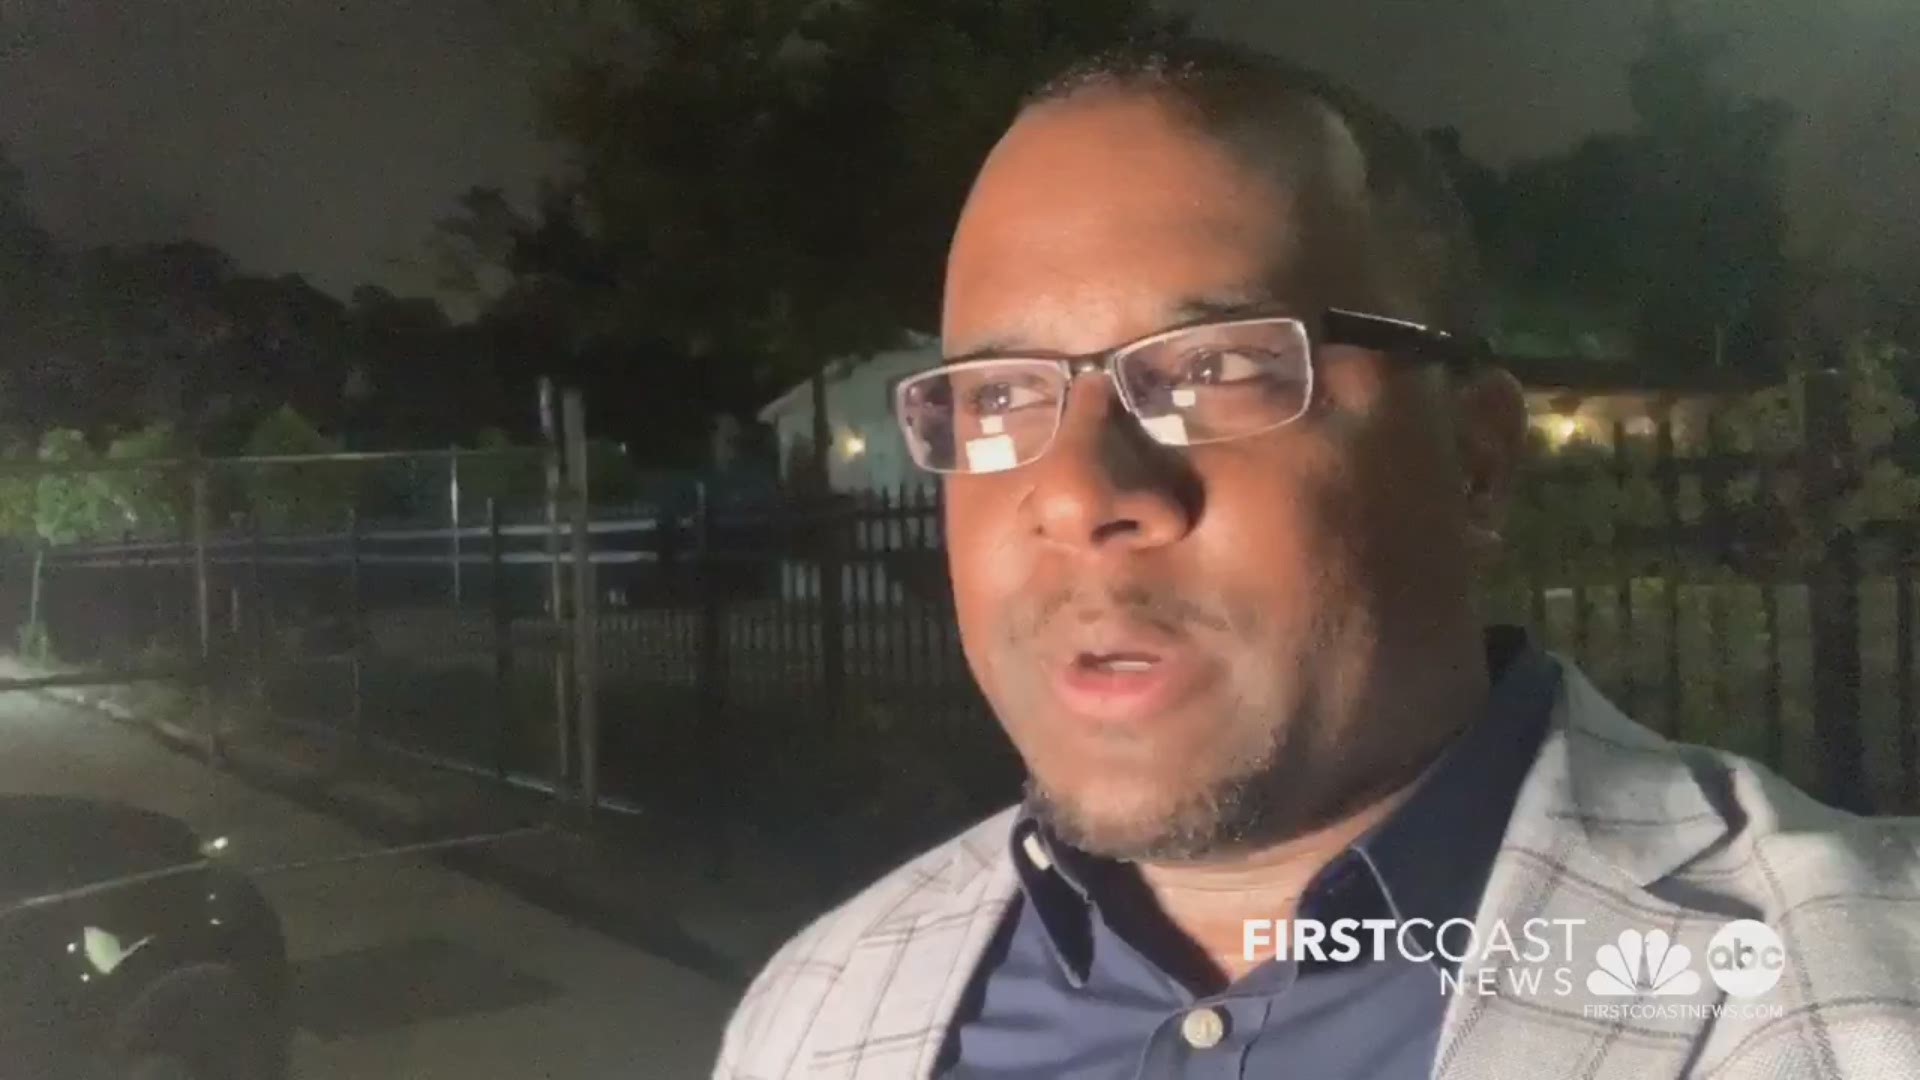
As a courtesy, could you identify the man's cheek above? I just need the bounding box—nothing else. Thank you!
[955,561,1036,639]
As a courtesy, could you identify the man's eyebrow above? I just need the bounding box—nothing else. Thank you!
[941,340,1026,365]
[1169,295,1294,323]
[939,294,1298,364]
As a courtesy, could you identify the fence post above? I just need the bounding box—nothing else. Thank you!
[346,505,366,757]
[695,481,731,878]
[1762,581,1783,771]
[804,367,847,733]
[449,446,464,606]
[136,530,153,656]
[1658,415,1683,737]
[1803,365,1869,812]
[247,513,267,706]
[540,378,573,808]
[848,490,867,694]
[1898,527,1915,812]
[818,489,847,735]
[489,496,513,781]
[880,486,899,683]
[563,388,598,821]
[918,483,942,688]
[118,528,138,661]
[1611,421,1636,713]
[191,465,221,764]
[1703,412,1731,729]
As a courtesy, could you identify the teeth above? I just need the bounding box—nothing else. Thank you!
[1097,658,1156,672]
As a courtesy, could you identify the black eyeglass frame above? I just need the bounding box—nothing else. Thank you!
[887,308,1484,473]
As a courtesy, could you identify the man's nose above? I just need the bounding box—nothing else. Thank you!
[1025,375,1196,551]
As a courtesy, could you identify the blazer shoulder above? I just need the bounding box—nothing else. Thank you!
[1687,749,1920,1078]
[1556,659,1920,892]
[1691,740,1920,893]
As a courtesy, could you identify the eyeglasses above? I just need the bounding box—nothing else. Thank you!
[890,309,1479,475]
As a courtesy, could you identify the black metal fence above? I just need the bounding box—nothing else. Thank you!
[7,367,1919,833]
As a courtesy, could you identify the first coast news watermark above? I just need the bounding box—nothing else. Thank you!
[1242,917,1787,1020]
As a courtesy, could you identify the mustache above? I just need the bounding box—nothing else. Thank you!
[1009,582,1235,643]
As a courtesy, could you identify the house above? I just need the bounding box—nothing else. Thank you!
[755,335,941,604]
[756,334,940,493]
[1505,355,1756,454]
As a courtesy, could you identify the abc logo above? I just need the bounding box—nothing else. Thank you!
[1707,920,1786,997]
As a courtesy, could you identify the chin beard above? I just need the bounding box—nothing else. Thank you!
[1023,765,1300,864]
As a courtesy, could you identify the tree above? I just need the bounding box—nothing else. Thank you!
[32,426,183,537]
[1447,5,1794,369]
[57,245,362,445]
[0,144,54,309]
[100,423,188,539]
[425,186,531,311]
[1,222,476,453]
[0,429,34,546]
[0,423,183,656]
[1624,1,1793,367]
[30,431,129,548]
[457,0,1181,465]
[0,144,65,432]
[1478,135,1640,358]
[242,407,358,533]
[337,285,533,450]
[63,242,242,434]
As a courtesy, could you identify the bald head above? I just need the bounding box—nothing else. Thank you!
[1018,38,1482,334]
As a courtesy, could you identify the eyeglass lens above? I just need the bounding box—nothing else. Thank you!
[895,319,1311,473]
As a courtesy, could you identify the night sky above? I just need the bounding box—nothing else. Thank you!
[3,0,1914,301]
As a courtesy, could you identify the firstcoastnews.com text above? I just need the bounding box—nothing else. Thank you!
[1583,1001,1784,1022]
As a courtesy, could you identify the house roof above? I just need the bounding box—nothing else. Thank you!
[755,333,940,424]
[1500,354,1762,395]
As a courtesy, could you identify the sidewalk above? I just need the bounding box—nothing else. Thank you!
[0,654,846,989]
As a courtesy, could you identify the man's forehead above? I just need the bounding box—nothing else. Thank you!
[940,92,1358,357]
[941,251,1307,359]
[942,291,1301,362]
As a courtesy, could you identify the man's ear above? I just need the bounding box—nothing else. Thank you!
[1453,365,1527,539]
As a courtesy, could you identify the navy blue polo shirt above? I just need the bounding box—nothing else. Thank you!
[938,628,1561,1079]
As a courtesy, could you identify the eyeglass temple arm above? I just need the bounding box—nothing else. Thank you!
[1322,309,1484,370]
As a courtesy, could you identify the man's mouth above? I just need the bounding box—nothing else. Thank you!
[1049,639,1202,724]
[1075,651,1162,673]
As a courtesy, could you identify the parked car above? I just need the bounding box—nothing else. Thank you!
[0,796,291,1080]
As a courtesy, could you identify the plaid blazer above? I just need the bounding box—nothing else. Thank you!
[715,660,1920,1079]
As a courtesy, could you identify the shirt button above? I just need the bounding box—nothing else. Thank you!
[1180,1006,1227,1049]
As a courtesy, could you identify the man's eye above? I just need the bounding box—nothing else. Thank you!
[1180,348,1274,386]
[965,381,1052,415]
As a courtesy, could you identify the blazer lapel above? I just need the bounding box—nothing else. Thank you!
[1435,659,1746,1080]
[806,811,1021,1080]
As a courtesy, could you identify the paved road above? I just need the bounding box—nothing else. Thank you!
[0,690,737,1079]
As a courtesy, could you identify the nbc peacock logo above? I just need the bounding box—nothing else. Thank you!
[1585,929,1703,997]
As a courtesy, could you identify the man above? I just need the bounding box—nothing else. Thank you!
[715,38,1920,1080]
